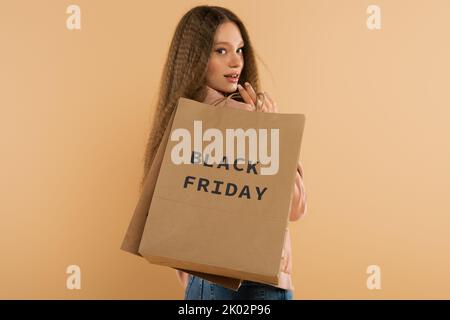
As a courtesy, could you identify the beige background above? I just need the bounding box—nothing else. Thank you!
[1,0,449,299]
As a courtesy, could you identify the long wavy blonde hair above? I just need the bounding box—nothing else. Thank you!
[141,5,261,189]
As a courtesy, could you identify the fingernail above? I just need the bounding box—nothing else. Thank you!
[237,84,243,89]
[245,82,250,86]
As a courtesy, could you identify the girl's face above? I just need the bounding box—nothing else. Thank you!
[206,21,244,94]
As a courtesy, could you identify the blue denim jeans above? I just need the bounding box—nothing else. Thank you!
[184,275,294,300]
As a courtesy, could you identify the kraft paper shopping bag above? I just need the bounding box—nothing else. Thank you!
[138,97,305,286]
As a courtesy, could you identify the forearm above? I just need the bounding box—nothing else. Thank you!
[176,270,189,289]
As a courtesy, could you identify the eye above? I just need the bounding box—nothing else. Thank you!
[214,47,244,55]
[215,48,226,54]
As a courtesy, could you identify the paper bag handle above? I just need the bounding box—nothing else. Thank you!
[212,91,266,111]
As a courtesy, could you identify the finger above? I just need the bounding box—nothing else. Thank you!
[255,95,264,112]
[237,84,255,107]
[225,99,254,112]
[263,93,274,112]
[264,92,278,112]
[258,101,268,113]
[244,82,258,105]
[228,103,253,112]
[257,93,273,113]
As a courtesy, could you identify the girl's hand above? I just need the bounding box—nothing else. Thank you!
[237,82,278,113]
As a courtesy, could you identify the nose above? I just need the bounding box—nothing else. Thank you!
[229,51,243,69]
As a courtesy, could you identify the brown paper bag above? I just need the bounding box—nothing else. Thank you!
[138,97,305,286]
[120,105,242,290]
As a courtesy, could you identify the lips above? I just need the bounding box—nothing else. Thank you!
[224,73,239,79]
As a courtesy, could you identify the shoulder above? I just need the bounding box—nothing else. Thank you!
[202,86,225,105]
